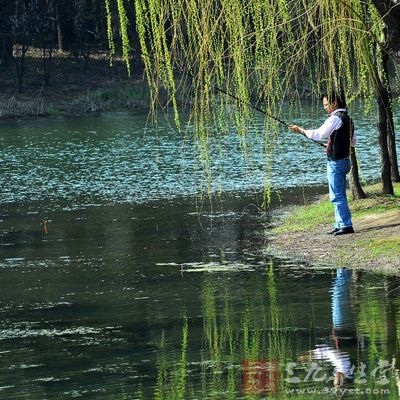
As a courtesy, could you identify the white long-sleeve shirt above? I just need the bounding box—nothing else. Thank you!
[304,109,357,146]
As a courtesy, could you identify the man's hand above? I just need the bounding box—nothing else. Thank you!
[288,125,305,134]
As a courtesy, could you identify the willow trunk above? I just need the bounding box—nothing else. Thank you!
[376,79,394,195]
[379,51,400,182]
[371,0,400,64]
[349,148,366,200]
[338,86,366,199]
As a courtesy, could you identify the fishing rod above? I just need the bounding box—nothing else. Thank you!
[213,85,326,148]
[130,48,326,148]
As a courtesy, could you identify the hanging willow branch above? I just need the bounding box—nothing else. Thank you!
[116,0,131,75]
[106,0,392,126]
[104,0,115,65]
[106,0,397,200]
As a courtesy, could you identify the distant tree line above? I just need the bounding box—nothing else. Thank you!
[0,0,134,91]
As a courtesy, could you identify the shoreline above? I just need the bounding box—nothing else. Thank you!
[0,50,160,120]
[0,80,154,120]
[268,182,400,275]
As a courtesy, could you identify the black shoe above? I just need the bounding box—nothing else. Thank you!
[327,228,340,235]
[333,226,354,236]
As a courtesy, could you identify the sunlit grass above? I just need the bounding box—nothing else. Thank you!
[274,182,400,233]
[360,238,400,258]
[71,83,152,113]
[273,200,333,232]
[0,96,55,118]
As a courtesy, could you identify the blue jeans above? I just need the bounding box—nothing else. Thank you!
[327,158,352,229]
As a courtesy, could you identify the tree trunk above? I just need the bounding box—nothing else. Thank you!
[379,51,400,182]
[376,79,394,195]
[54,0,74,51]
[371,0,400,64]
[336,84,366,200]
[384,277,400,365]
[42,44,53,86]
[14,44,29,93]
[349,147,366,200]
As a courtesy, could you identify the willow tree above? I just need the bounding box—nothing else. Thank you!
[297,0,399,194]
[373,0,400,184]
[107,0,399,198]
[371,0,400,64]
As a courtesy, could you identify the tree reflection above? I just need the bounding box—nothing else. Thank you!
[150,264,400,399]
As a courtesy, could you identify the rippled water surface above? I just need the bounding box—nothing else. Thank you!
[1,104,399,206]
[1,107,400,399]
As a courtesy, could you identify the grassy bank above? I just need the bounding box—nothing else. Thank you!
[271,182,400,273]
[0,82,153,119]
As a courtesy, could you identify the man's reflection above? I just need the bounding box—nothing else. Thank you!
[310,268,358,385]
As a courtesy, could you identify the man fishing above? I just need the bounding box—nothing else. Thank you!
[288,92,355,236]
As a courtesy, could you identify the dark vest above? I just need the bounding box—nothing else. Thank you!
[326,111,354,161]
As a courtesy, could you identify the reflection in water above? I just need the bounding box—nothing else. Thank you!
[1,199,400,398]
[308,269,357,386]
[150,263,291,398]
[332,268,356,336]
[331,269,357,384]
[312,344,353,384]
[154,316,188,400]
[152,264,400,398]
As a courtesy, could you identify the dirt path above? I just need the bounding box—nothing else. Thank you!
[270,209,400,274]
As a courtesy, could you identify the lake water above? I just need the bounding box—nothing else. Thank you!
[1,103,399,206]
[1,106,400,399]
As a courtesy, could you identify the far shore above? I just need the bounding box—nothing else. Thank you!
[0,80,153,120]
[0,49,157,120]
[2,47,370,121]
[269,182,400,275]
